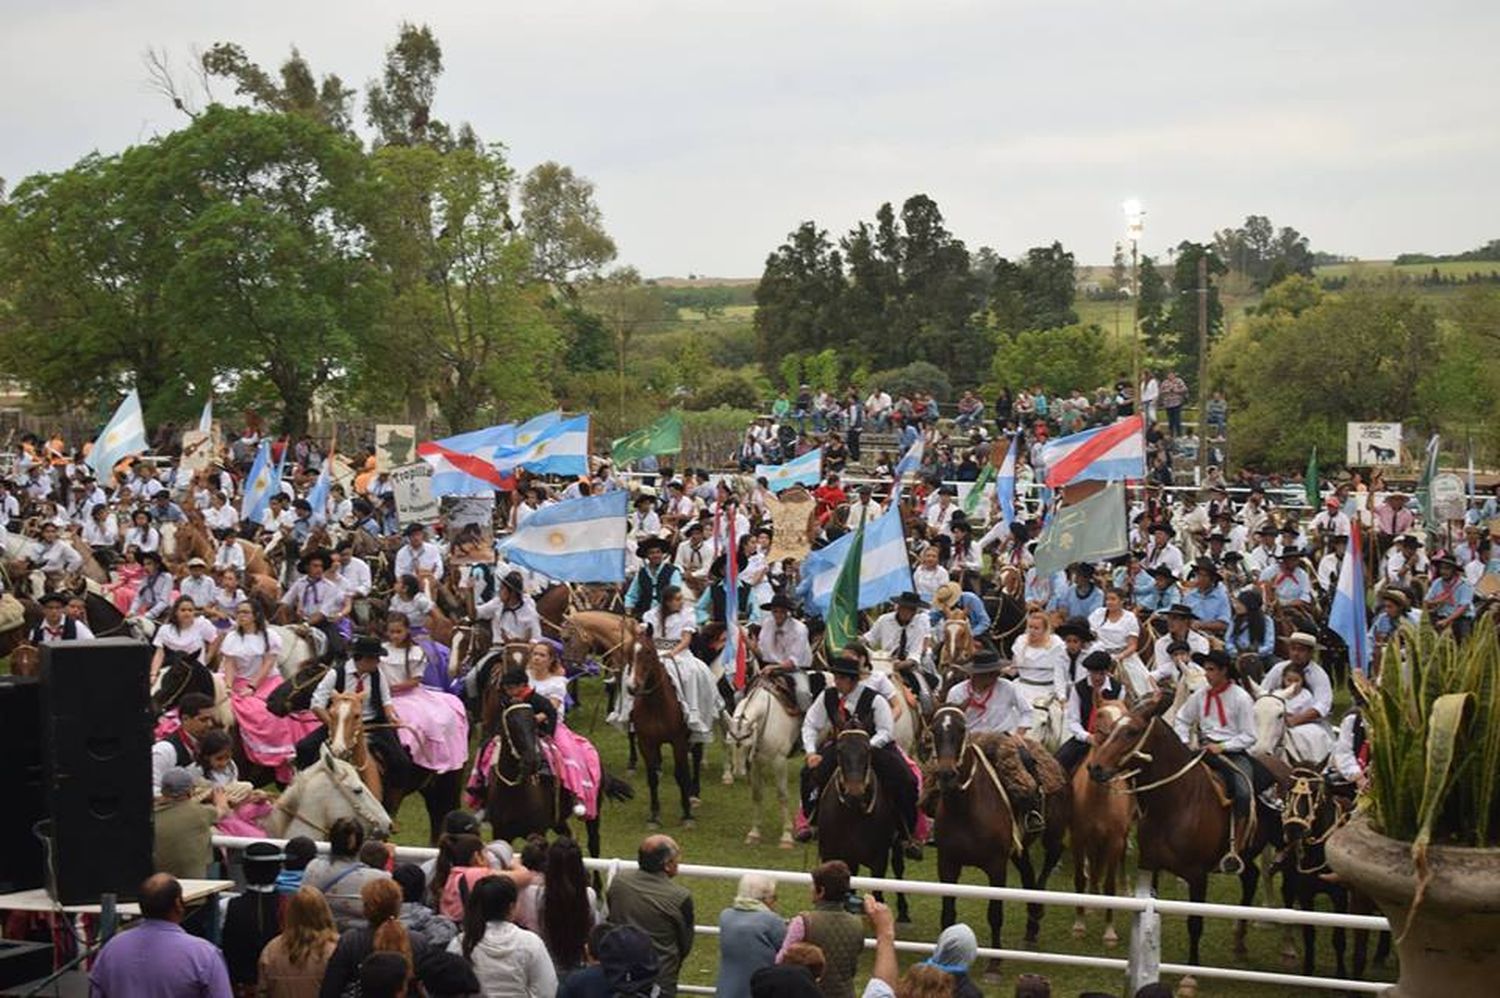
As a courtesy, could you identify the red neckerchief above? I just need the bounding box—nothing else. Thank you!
[516,685,535,701]
[1356,740,1371,769]
[1277,568,1298,585]
[1204,682,1230,726]
[1433,577,1458,603]
[966,682,995,713]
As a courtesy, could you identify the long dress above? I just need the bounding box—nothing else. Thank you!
[379,643,469,773]
[221,628,319,782]
[533,674,603,820]
[612,609,720,744]
[200,761,273,837]
[387,593,452,681]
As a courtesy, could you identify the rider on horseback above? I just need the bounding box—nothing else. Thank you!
[1054,651,1125,776]
[751,594,818,708]
[1172,649,1273,873]
[795,651,922,859]
[945,649,1046,832]
[294,635,412,788]
[862,592,936,712]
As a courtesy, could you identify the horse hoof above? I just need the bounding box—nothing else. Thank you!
[682,818,696,829]
[1071,920,1086,940]
[721,772,735,786]
[744,831,761,846]
[778,834,795,850]
[1103,926,1119,949]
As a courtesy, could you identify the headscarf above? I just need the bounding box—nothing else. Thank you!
[923,922,978,974]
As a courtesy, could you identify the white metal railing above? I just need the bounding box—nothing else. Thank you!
[213,836,1393,993]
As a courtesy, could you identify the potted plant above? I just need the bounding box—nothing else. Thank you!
[1326,618,1500,997]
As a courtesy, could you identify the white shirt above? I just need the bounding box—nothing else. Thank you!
[1331,713,1365,782]
[337,556,373,597]
[378,643,428,689]
[476,594,543,644]
[1087,607,1140,655]
[946,678,1032,734]
[925,502,958,537]
[219,628,282,666]
[1173,682,1256,751]
[395,540,444,578]
[153,617,220,655]
[1009,633,1070,701]
[1065,678,1124,742]
[178,574,220,609]
[82,518,119,547]
[757,616,812,668]
[649,608,696,645]
[630,510,662,536]
[1261,660,1334,720]
[863,612,932,665]
[1151,630,1210,680]
[34,617,95,643]
[674,540,711,578]
[911,565,949,605]
[33,540,83,574]
[282,575,347,618]
[801,682,896,752]
[126,525,161,553]
[204,504,239,532]
[214,540,246,571]
[1146,541,1185,579]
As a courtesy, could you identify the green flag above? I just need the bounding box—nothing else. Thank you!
[826,520,865,654]
[962,462,996,518]
[611,411,682,466]
[1304,446,1319,509]
[1033,482,1128,578]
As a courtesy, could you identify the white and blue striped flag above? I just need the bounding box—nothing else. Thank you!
[86,390,149,480]
[499,489,628,582]
[1328,522,1371,675]
[307,462,333,524]
[241,441,277,523]
[796,502,912,617]
[197,398,213,434]
[996,431,1020,527]
[755,447,824,490]
[894,435,925,477]
[495,414,589,477]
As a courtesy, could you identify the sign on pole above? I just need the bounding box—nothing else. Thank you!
[179,430,214,475]
[1430,473,1466,522]
[389,462,439,525]
[1346,422,1402,466]
[375,424,417,472]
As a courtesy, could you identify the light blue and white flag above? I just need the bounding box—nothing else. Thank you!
[996,432,1020,527]
[894,435,925,477]
[495,414,589,477]
[498,489,628,582]
[1328,522,1371,675]
[307,462,333,524]
[755,447,824,491]
[796,503,912,617]
[86,390,149,480]
[241,441,276,523]
[197,398,213,434]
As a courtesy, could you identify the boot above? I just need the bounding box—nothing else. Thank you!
[1018,791,1045,834]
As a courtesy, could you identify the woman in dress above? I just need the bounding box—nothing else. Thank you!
[1087,588,1141,671]
[126,508,160,555]
[1265,659,1335,765]
[387,573,451,684]
[150,596,221,684]
[527,641,603,821]
[221,600,315,781]
[645,586,718,745]
[742,528,775,622]
[1009,610,1070,748]
[380,614,469,774]
[1227,588,1276,672]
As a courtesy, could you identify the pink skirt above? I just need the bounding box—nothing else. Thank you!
[216,799,273,837]
[543,721,603,820]
[228,675,320,783]
[393,685,469,773]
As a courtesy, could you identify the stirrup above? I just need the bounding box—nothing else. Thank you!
[1218,851,1245,876]
[902,838,924,861]
[1023,810,1046,834]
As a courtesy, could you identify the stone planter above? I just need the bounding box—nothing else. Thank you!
[1326,814,1500,998]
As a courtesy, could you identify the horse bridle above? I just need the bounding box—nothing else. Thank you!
[1283,770,1347,873]
[929,705,1025,850]
[490,702,540,788]
[831,728,879,814]
[1107,714,1208,794]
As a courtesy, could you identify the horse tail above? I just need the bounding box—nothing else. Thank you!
[600,772,635,802]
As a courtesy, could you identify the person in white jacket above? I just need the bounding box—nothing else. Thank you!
[449,874,558,997]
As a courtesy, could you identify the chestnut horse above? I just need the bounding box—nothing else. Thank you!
[1087,693,1280,965]
[927,706,1070,963]
[1068,702,1134,948]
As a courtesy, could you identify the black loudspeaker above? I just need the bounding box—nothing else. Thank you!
[40,639,154,904]
[0,678,44,894]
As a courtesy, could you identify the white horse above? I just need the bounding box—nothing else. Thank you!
[1252,691,1334,768]
[263,747,392,839]
[726,681,804,847]
[268,624,323,680]
[1165,661,1207,727]
[868,651,920,756]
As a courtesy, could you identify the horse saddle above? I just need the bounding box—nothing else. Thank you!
[268,663,329,717]
[292,624,328,660]
[754,669,812,716]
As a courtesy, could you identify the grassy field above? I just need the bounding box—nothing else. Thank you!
[393,676,1397,997]
[1313,259,1500,280]
[674,304,756,323]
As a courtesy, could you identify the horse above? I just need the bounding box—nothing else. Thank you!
[621,632,699,827]
[1252,693,1334,770]
[151,649,228,724]
[1068,702,1134,948]
[818,728,909,923]
[1087,693,1281,965]
[264,745,393,839]
[561,609,647,776]
[927,706,1070,960]
[324,690,464,845]
[867,650,922,757]
[1278,769,1390,979]
[938,611,976,672]
[266,624,323,680]
[725,678,803,847]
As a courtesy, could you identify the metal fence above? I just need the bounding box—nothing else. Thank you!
[212,835,1393,994]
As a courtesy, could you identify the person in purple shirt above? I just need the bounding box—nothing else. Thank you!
[89,873,232,998]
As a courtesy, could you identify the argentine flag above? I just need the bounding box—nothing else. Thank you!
[307,463,333,524]
[496,414,589,477]
[197,398,213,434]
[241,441,277,523]
[1328,521,1371,674]
[86,390,149,480]
[499,490,628,582]
[996,432,1020,526]
[755,447,824,490]
[796,503,912,617]
[894,435,925,477]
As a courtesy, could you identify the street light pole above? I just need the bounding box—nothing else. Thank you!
[1123,200,1145,406]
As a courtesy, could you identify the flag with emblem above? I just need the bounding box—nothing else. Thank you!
[825,517,864,653]
[611,411,683,466]
[1032,481,1128,577]
[85,390,149,480]
[307,460,333,525]
[754,447,823,490]
[962,461,996,519]
[495,414,589,477]
[498,489,628,582]
[240,440,276,523]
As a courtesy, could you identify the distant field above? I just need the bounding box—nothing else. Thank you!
[1313,259,1500,279]
[675,304,756,322]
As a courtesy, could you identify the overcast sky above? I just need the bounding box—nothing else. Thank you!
[3,1,1498,276]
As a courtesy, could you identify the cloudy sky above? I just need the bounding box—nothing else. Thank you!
[3,1,1497,276]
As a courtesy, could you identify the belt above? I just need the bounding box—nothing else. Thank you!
[1016,677,1053,686]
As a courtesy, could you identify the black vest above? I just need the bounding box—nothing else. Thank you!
[29,617,77,643]
[1073,676,1124,731]
[708,581,751,625]
[822,687,878,738]
[221,890,281,985]
[332,665,386,716]
[164,730,194,768]
[632,563,673,615]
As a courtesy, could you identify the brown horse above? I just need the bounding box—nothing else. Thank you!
[818,728,910,923]
[1087,694,1280,965]
[927,706,1070,961]
[1068,702,1133,948]
[324,689,463,845]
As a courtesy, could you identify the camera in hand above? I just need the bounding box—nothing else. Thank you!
[843,890,865,915]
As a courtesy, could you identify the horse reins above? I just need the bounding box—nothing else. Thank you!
[1107,715,1209,795]
[931,706,1024,851]
[830,729,880,815]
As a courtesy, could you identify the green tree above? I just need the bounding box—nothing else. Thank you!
[1109,242,1128,294]
[989,324,1124,397]
[520,161,617,293]
[1165,241,1227,379]
[1213,214,1315,288]
[588,267,672,419]
[364,23,475,150]
[754,222,846,365]
[199,43,356,133]
[1136,254,1169,352]
[989,241,1078,333]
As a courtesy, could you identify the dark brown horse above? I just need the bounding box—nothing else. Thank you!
[927,706,1070,961]
[818,728,909,923]
[1088,694,1280,964]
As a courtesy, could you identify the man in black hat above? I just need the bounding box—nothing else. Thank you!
[625,536,682,618]
[862,592,935,709]
[1245,523,1280,576]
[630,493,662,537]
[296,635,410,786]
[753,594,813,671]
[1149,604,1209,683]
[1260,546,1313,610]
[1138,564,1181,614]
[944,648,1046,830]
[1423,554,1474,637]
[281,548,348,657]
[1171,649,1266,872]
[1048,562,1103,621]
[1055,651,1125,775]
[795,648,921,857]
[221,842,284,990]
[674,521,710,592]
[1182,558,1231,638]
[476,570,542,645]
[1054,617,1097,681]
[1145,521,1183,578]
[395,522,444,582]
[30,591,95,643]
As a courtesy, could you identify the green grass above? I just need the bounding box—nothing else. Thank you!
[393,677,1397,996]
[1314,259,1500,280]
[674,305,757,323]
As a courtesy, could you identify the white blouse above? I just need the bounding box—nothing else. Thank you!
[1087,607,1140,654]
[912,565,949,604]
[219,628,282,663]
[533,674,569,712]
[651,609,696,645]
[1009,633,1070,701]
[153,617,220,654]
[379,643,428,689]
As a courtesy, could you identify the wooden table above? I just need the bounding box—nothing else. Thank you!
[0,879,234,916]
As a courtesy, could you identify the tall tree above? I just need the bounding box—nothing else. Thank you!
[519,161,617,293]
[754,222,847,364]
[1136,254,1169,352]
[364,23,475,150]
[1109,241,1128,294]
[988,241,1078,333]
[1213,214,1315,288]
[1164,241,1227,378]
[199,43,356,133]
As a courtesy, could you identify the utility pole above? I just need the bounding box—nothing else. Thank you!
[1196,253,1210,485]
